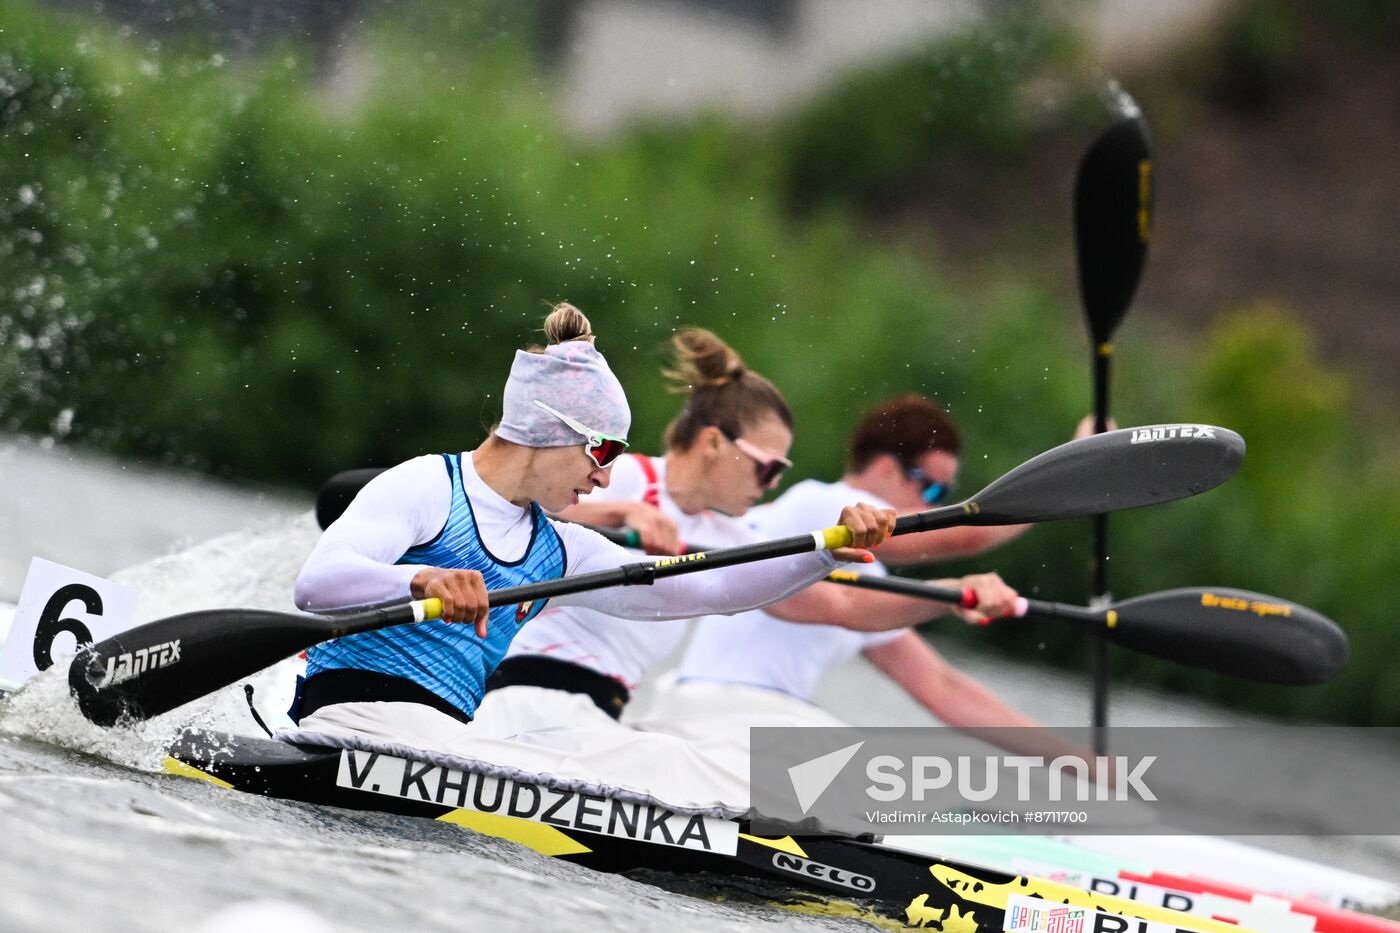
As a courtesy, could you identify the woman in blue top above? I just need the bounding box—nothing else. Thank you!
[290,302,893,752]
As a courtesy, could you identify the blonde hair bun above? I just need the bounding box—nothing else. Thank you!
[543,302,595,345]
[664,327,745,390]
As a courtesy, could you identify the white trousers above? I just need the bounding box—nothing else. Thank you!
[283,684,753,815]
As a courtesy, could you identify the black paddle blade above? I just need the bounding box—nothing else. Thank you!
[316,468,386,529]
[1074,101,1152,344]
[966,424,1244,524]
[68,609,334,726]
[1105,587,1349,685]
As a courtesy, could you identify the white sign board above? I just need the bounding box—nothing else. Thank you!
[0,558,139,688]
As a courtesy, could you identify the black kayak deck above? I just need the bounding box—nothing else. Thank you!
[164,730,1233,933]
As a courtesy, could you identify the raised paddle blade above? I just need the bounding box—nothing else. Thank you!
[315,468,386,529]
[69,600,437,725]
[1075,95,1152,344]
[1103,587,1349,685]
[963,424,1244,525]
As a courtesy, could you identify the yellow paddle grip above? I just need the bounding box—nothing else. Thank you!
[420,597,444,621]
[820,526,854,550]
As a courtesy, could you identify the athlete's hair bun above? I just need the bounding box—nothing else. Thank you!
[543,302,595,345]
[665,327,746,391]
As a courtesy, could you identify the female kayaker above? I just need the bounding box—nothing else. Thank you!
[289,303,895,749]
[471,331,1020,737]
[637,395,1095,753]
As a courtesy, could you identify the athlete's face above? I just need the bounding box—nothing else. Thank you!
[528,445,613,512]
[703,413,794,517]
[884,448,959,512]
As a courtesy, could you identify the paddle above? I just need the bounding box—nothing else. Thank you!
[562,518,1338,686]
[1074,89,1153,747]
[316,420,1227,535]
[563,528,1342,686]
[68,423,1243,726]
[824,572,1348,686]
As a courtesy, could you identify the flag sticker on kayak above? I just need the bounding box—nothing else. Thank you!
[335,750,738,855]
[1004,896,1088,931]
[1004,894,1215,932]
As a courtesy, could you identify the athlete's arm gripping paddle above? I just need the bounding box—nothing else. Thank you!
[69,424,1244,726]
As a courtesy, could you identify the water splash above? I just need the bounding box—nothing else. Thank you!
[1103,79,1141,120]
[0,514,320,764]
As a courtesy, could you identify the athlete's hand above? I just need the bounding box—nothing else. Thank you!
[1074,414,1117,440]
[412,567,491,638]
[944,572,1021,625]
[622,502,683,555]
[830,502,897,563]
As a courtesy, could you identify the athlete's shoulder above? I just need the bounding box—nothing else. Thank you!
[375,452,454,479]
[358,454,453,504]
[764,478,848,519]
[548,517,628,574]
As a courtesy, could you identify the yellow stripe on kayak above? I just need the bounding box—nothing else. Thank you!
[738,834,808,858]
[437,809,591,857]
[162,756,234,790]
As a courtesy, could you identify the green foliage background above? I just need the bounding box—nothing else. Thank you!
[3,0,1398,723]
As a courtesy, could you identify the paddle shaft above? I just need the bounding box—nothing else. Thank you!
[1075,109,1153,752]
[480,504,981,608]
[1092,350,1112,751]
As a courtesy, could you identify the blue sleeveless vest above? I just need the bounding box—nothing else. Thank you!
[305,453,567,717]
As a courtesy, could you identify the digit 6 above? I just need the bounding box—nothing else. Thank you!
[33,583,101,670]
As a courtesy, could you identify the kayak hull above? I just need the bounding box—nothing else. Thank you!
[166,730,1258,933]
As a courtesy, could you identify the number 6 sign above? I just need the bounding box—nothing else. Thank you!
[0,558,138,689]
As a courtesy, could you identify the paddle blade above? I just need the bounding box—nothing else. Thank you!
[316,468,385,529]
[1104,587,1349,685]
[68,609,334,726]
[1074,102,1152,344]
[965,424,1244,524]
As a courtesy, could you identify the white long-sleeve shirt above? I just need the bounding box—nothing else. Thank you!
[677,479,902,700]
[294,451,838,623]
[507,455,761,688]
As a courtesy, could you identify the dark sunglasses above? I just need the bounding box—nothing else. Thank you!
[906,467,951,505]
[719,428,792,490]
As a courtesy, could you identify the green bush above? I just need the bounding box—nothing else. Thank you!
[0,3,1088,488]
